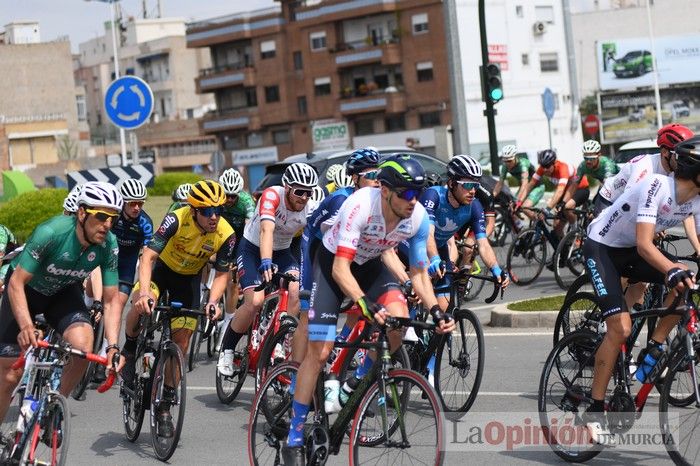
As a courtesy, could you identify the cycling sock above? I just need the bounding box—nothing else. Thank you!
[338,324,352,341]
[289,372,296,395]
[287,400,310,447]
[354,353,374,379]
[123,335,137,354]
[647,338,663,348]
[221,326,244,351]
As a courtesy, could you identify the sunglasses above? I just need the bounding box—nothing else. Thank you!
[197,206,224,217]
[542,163,554,169]
[126,201,144,208]
[360,170,379,180]
[85,208,118,222]
[393,188,423,201]
[456,181,480,190]
[291,188,313,198]
[583,155,599,160]
[226,194,239,200]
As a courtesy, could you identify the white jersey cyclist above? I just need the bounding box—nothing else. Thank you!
[243,185,314,250]
[598,153,667,203]
[589,173,700,248]
[322,186,431,267]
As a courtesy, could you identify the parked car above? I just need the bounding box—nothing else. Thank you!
[613,50,652,78]
[614,138,657,167]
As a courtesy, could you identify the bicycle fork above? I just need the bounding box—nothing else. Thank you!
[377,339,409,449]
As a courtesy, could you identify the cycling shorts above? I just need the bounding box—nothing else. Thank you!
[0,268,90,357]
[236,238,299,291]
[308,246,404,342]
[570,187,591,207]
[583,239,675,319]
[117,252,139,295]
[300,233,321,309]
[592,192,612,217]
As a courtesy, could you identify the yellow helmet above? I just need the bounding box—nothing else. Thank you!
[187,180,226,208]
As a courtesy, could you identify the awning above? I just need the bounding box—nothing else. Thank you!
[1,171,37,202]
[136,52,169,62]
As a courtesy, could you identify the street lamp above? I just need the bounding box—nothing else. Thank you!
[645,0,663,129]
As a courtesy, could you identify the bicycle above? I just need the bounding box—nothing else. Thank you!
[248,316,445,466]
[188,262,223,372]
[216,272,298,404]
[453,237,486,302]
[120,299,212,462]
[538,287,700,463]
[1,338,116,466]
[506,206,560,285]
[552,205,593,290]
[70,300,105,400]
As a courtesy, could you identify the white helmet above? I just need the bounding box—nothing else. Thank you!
[500,145,518,161]
[78,181,123,211]
[447,154,483,180]
[332,165,353,188]
[63,191,79,213]
[282,163,318,188]
[119,179,147,201]
[175,183,193,202]
[582,139,602,154]
[311,185,325,203]
[219,168,244,195]
[325,164,343,182]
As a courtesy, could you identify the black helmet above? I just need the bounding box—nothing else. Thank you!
[425,171,443,187]
[538,149,557,167]
[673,135,700,180]
[377,153,426,190]
[346,147,380,175]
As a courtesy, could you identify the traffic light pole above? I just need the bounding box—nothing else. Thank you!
[479,0,499,175]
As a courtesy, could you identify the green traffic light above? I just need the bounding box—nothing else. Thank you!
[490,88,503,101]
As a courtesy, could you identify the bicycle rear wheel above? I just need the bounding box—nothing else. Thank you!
[150,346,186,462]
[216,333,249,404]
[349,369,443,466]
[21,393,71,466]
[538,331,604,462]
[434,308,484,419]
[507,228,546,286]
[553,229,586,290]
[659,357,700,465]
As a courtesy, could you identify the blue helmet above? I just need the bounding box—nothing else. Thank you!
[346,147,380,176]
[377,153,426,190]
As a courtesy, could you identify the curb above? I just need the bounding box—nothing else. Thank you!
[489,301,559,327]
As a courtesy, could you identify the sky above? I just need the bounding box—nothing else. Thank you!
[0,0,276,51]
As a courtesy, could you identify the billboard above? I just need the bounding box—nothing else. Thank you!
[312,120,350,151]
[597,34,700,91]
[598,85,700,143]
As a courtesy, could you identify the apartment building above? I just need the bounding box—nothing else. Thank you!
[186,0,451,185]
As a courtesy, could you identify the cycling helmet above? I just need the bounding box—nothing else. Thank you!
[119,179,147,201]
[346,147,380,175]
[219,168,244,195]
[325,164,343,182]
[538,149,557,167]
[332,165,353,188]
[174,183,193,202]
[425,171,443,188]
[282,163,318,188]
[499,145,518,161]
[78,181,123,211]
[377,153,426,190]
[447,154,483,180]
[63,191,79,213]
[311,185,325,203]
[673,136,700,180]
[187,180,226,208]
[582,140,602,154]
[657,123,694,150]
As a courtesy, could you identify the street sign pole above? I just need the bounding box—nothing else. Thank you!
[547,119,552,150]
[104,75,154,165]
[107,0,128,166]
[542,88,556,150]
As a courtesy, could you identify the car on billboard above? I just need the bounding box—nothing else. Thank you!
[613,50,653,78]
[628,108,645,122]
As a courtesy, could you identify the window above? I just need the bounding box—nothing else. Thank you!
[535,5,555,24]
[314,76,331,96]
[385,114,406,132]
[521,53,529,66]
[248,132,263,148]
[416,61,434,82]
[297,96,307,115]
[260,40,276,59]
[76,95,86,121]
[419,111,440,128]
[186,108,194,119]
[273,129,291,145]
[539,52,559,72]
[354,118,375,136]
[515,5,523,17]
[265,85,280,103]
[412,13,429,34]
[245,87,258,107]
[310,31,326,51]
[293,51,303,70]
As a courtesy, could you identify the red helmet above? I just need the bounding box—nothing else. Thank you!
[657,123,694,150]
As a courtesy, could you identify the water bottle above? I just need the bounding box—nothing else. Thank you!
[16,395,38,433]
[635,344,664,383]
[142,352,155,378]
[323,376,341,414]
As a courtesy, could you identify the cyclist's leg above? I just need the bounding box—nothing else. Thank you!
[523,185,545,220]
[275,248,304,360]
[168,270,201,359]
[433,246,454,311]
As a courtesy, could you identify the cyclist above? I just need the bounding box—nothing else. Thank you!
[63,184,82,216]
[125,180,234,437]
[0,182,124,423]
[282,154,455,464]
[323,164,343,195]
[425,171,444,188]
[218,163,318,377]
[581,136,700,444]
[494,145,540,220]
[168,183,193,212]
[217,168,255,328]
[0,225,17,293]
[569,140,619,216]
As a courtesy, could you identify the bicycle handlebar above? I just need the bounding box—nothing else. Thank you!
[253,272,299,292]
[384,316,437,332]
[443,269,504,303]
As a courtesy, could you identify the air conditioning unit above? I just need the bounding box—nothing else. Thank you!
[533,21,547,35]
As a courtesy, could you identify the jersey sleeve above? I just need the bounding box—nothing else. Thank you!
[420,188,441,224]
[213,232,237,272]
[603,158,620,178]
[469,200,487,240]
[334,199,365,262]
[139,212,154,246]
[319,194,349,233]
[258,188,281,223]
[636,177,667,225]
[554,163,570,186]
[407,211,431,269]
[532,165,544,183]
[241,192,255,219]
[476,186,495,216]
[148,213,180,254]
[15,223,56,275]
[100,235,119,287]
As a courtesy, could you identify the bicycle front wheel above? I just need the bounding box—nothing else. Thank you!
[553,229,586,290]
[552,292,602,346]
[21,393,71,466]
[434,308,484,419]
[71,318,104,401]
[150,346,186,462]
[507,228,546,286]
[349,368,443,466]
[255,321,296,391]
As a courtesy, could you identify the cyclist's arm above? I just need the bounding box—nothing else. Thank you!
[517,178,537,204]
[637,222,679,274]
[426,224,439,260]
[381,248,409,284]
[208,233,236,317]
[332,256,365,303]
[493,179,503,197]
[548,183,567,209]
[259,219,275,261]
[7,265,35,341]
[682,216,700,256]
[406,211,438,310]
[420,188,440,260]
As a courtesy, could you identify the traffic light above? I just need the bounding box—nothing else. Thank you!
[483,63,504,104]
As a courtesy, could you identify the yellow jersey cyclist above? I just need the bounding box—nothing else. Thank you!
[124,180,235,437]
[218,163,318,377]
[0,182,124,424]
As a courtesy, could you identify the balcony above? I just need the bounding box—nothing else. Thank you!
[196,64,256,93]
[333,38,401,68]
[339,90,406,116]
[200,108,258,134]
[186,7,283,48]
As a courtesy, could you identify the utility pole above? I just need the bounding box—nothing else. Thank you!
[478,0,499,175]
[443,0,469,157]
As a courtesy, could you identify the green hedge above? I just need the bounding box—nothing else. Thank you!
[0,189,67,242]
[150,172,204,196]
